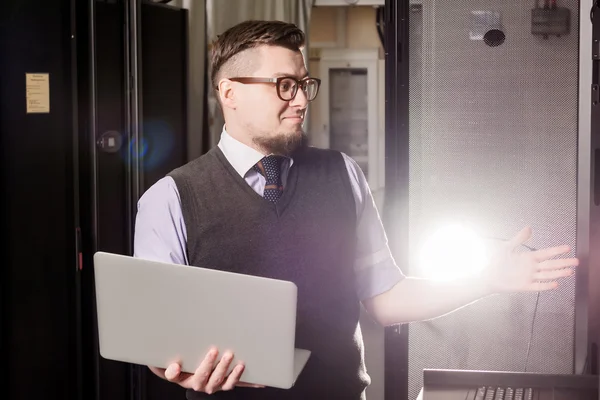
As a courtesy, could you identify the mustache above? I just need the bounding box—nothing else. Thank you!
[283,111,305,118]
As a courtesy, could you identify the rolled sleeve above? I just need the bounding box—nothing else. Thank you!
[342,153,405,301]
[354,252,405,301]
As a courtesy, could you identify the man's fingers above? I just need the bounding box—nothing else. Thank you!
[189,348,219,391]
[538,257,579,271]
[236,382,265,389]
[221,363,245,391]
[531,245,571,262]
[237,382,266,388]
[508,226,532,250]
[164,363,194,384]
[164,363,181,381]
[534,268,574,281]
[161,351,264,392]
[204,351,234,394]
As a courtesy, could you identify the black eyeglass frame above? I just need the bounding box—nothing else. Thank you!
[226,76,321,102]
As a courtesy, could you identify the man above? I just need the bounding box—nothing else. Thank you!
[133,20,577,399]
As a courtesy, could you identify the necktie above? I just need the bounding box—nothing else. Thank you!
[254,155,285,203]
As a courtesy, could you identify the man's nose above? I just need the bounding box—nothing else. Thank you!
[290,87,309,108]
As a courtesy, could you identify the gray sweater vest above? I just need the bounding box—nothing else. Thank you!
[168,146,370,399]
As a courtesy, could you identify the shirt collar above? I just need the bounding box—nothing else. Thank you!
[217,126,293,178]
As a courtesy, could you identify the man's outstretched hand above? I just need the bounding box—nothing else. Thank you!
[149,348,264,394]
[484,226,578,293]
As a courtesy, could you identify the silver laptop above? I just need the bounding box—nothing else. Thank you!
[93,251,311,389]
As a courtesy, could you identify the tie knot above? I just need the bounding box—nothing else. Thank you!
[254,155,285,185]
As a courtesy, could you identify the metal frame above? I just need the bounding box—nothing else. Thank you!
[70,0,84,398]
[577,0,595,375]
[87,2,102,398]
[383,0,410,399]
[584,0,600,376]
[126,0,142,257]
[125,2,143,397]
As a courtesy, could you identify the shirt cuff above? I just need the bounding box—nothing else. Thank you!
[355,257,405,301]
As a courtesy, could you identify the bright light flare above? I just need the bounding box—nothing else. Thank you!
[418,224,489,281]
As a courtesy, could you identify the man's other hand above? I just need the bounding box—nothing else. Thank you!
[150,348,265,394]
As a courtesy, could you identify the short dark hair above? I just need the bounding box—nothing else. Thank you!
[210,20,306,90]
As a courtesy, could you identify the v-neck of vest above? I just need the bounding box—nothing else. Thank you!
[213,146,299,215]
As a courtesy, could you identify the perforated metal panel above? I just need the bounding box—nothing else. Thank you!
[406,2,580,399]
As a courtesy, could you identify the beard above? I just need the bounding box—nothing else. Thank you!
[252,129,308,156]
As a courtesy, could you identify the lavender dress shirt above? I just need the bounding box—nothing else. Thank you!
[133,130,404,301]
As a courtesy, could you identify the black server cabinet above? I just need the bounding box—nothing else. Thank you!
[1,0,82,398]
[1,0,189,399]
[383,1,600,399]
[78,1,189,399]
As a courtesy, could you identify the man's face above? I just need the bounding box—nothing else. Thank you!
[227,45,311,155]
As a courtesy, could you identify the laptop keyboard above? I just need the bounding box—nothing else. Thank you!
[473,386,534,400]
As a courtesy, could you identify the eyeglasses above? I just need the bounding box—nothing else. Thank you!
[227,76,321,102]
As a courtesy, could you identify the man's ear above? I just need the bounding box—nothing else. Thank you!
[218,79,236,110]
